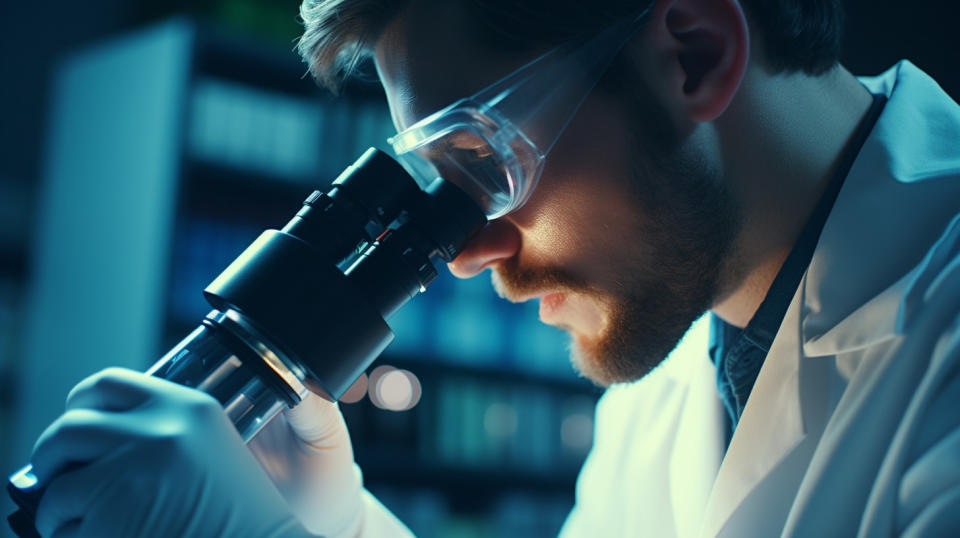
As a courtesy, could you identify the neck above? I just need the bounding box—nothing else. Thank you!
[710,64,874,327]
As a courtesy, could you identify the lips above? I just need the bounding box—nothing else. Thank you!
[539,292,566,321]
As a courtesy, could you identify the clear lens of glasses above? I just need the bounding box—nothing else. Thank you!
[389,9,651,219]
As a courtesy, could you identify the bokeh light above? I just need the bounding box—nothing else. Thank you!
[368,365,422,411]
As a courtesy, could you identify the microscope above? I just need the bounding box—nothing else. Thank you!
[6,148,487,537]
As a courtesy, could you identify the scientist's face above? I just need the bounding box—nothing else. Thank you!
[375,3,740,386]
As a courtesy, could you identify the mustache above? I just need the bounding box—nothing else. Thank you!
[489,257,592,301]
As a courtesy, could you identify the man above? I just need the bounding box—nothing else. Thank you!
[23,0,960,536]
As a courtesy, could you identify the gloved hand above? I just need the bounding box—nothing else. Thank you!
[248,390,365,537]
[29,367,306,538]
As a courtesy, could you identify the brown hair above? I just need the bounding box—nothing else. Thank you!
[297,0,844,91]
[297,0,408,91]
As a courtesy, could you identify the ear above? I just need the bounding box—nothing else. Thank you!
[645,0,749,123]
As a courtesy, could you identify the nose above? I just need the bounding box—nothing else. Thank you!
[447,219,521,278]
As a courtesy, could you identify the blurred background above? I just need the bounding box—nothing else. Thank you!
[0,1,956,537]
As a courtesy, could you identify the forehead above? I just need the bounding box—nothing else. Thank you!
[373,0,543,130]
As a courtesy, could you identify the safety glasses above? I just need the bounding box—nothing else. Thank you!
[388,8,652,219]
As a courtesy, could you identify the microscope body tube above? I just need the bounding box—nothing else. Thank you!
[147,310,308,442]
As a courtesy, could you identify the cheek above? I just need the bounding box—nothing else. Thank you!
[510,151,644,283]
[506,96,646,283]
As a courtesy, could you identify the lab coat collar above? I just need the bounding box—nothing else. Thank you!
[699,61,960,537]
[800,60,960,357]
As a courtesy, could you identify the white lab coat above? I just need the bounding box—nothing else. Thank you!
[358,60,960,537]
[560,61,960,537]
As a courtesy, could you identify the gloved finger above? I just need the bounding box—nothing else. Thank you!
[34,462,104,538]
[65,367,155,412]
[36,440,168,538]
[283,390,347,447]
[30,408,137,485]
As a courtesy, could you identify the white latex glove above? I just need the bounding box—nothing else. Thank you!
[29,367,307,538]
[248,391,364,537]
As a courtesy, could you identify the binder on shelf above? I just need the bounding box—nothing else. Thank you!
[436,378,462,465]
[479,385,515,464]
[188,77,325,182]
[169,217,259,323]
[508,387,554,471]
[459,379,486,467]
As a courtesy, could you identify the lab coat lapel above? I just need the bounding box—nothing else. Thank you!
[698,282,810,537]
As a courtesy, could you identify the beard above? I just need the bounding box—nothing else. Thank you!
[492,81,742,387]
